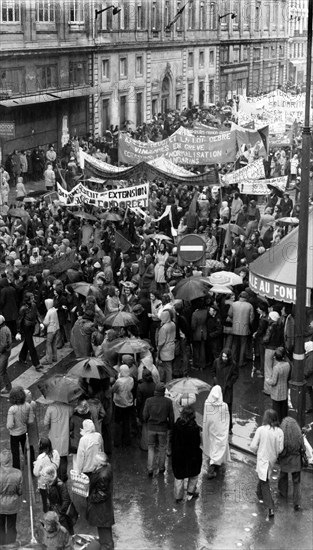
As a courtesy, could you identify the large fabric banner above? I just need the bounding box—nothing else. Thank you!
[118,130,237,166]
[220,158,265,186]
[57,182,149,209]
[192,122,221,136]
[231,123,269,156]
[238,176,288,195]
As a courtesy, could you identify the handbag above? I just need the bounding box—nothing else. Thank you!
[70,469,90,497]
[300,440,309,469]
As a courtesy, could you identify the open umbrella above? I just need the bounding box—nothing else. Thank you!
[99,212,122,222]
[71,282,92,297]
[206,271,243,286]
[150,233,173,242]
[210,285,233,294]
[38,375,83,403]
[8,208,30,219]
[267,183,285,198]
[220,223,246,237]
[69,357,116,379]
[277,217,299,225]
[104,311,138,327]
[111,338,150,355]
[167,377,211,395]
[23,197,37,203]
[172,277,208,301]
[73,211,98,222]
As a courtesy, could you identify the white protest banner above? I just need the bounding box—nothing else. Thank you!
[57,182,149,209]
[220,158,265,186]
[238,176,288,195]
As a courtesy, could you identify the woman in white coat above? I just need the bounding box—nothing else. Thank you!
[250,409,284,519]
[202,385,230,479]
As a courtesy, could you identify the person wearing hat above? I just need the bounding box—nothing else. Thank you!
[86,452,115,550]
[35,510,71,550]
[0,448,23,546]
[266,347,290,422]
[279,193,293,218]
[142,382,174,476]
[263,311,284,395]
[304,341,313,414]
[227,291,254,368]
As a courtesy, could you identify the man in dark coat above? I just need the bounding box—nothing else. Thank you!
[212,348,239,432]
[0,278,18,339]
[86,452,114,550]
[0,315,12,396]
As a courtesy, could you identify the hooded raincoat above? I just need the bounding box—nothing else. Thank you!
[202,385,230,465]
[76,419,104,474]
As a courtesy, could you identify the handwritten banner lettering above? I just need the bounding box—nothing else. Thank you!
[57,182,149,209]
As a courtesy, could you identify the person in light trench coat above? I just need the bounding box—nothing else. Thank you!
[43,402,73,483]
[250,408,284,519]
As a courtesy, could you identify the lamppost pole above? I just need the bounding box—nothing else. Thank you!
[290,0,313,427]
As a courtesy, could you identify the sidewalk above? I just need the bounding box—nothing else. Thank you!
[230,362,313,470]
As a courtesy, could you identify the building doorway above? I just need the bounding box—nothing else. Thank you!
[161,75,170,112]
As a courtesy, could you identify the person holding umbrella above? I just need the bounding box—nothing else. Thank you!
[44,400,73,483]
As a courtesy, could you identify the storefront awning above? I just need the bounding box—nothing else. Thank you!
[0,87,93,108]
[249,207,313,305]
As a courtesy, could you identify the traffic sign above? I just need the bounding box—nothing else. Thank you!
[177,234,206,266]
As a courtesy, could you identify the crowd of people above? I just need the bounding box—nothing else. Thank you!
[0,104,312,548]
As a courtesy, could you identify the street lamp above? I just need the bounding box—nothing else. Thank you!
[95,5,121,19]
[218,12,237,22]
[290,0,313,427]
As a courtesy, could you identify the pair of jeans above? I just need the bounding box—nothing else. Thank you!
[147,430,167,473]
[58,455,68,482]
[158,360,173,383]
[174,476,198,500]
[278,470,301,507]
[256,476,274,510]
[45,331,58,363]
[114,406,131,446]
[10,433,26,470]
[0,350,11,391]
[0,513,17,545]
[19,324,39,367]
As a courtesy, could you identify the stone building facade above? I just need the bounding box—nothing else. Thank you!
[0,0,290,156]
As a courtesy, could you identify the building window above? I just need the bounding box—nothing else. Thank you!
[102,98,110,132]
[136,3,143,29]
[69,61,88,86]
[136,92,143,126]
[0,0,20,22]
[199,1,205,29]
[263,46,269,59]
[176,1,184,30]
[253,47,261,61]
[220,46,229,64]
[255,3,260,31]
[209,49,215,65]
[102,59,110,80]
[208,2,217,30]
[119,57,128,78]
[242,45,248,61]
[0,67,25,94]
[118,5,129,30]
[164,0,170,28]
[271,45,276,58]
[152,1,157,29]
[120,95,127,127]
[136,55,143,76]
[187,1,194,29]
[188,52,194,68]
[69,0,84,23]
[176,93,181,110]
[36,65,58,90]
[152,98,158,116]
[233,47,240,64]
[199,81,205,106]
[188,82,193,108]
[36,0,55,22]
[199,50,205,68]
[209,79,214,103]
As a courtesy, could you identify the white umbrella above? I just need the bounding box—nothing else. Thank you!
[206,271,243,286]
[210,285,233,294]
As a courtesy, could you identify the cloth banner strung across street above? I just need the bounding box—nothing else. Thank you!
[220,158,265,186]
[118,129,237,166]
[57,182,149,209]
[238,176,288,195]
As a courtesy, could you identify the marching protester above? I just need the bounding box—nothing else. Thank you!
[278,417,303,511]
[0,449,23,547]
[202,385,230,479]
